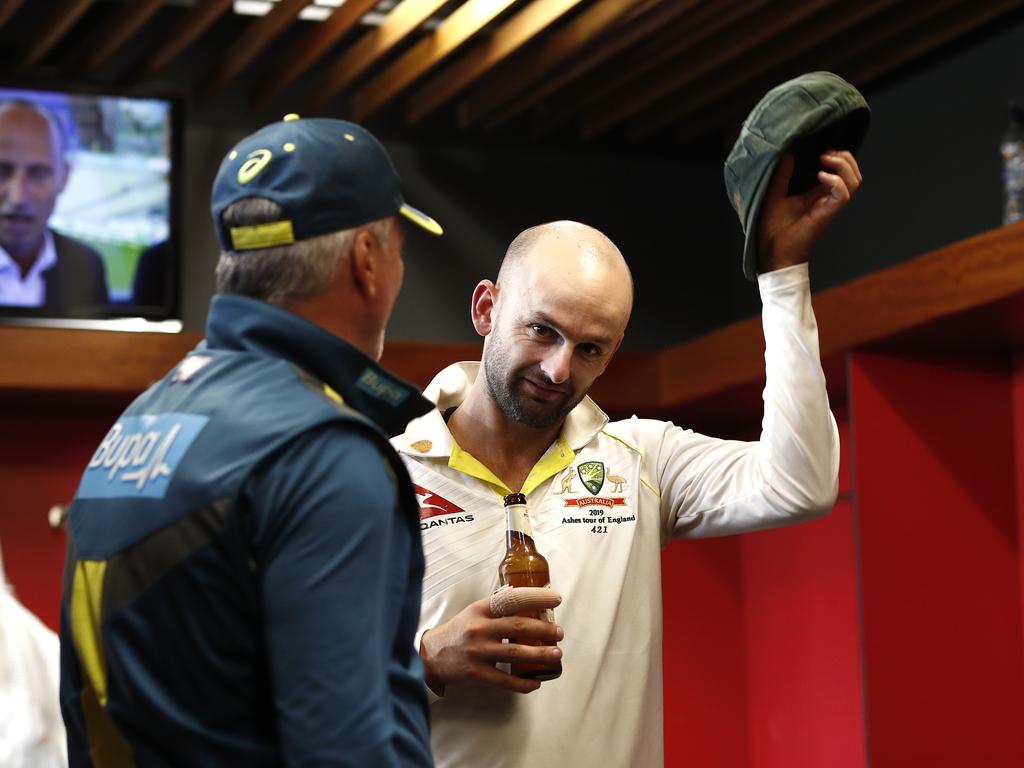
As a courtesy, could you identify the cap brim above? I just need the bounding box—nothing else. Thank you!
[741,156,779,281]
[399,203,443,236]
[741,107,870,281]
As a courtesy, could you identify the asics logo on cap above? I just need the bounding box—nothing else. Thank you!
[238,149,272,184]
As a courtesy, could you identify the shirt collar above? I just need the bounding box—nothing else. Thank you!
[204,293,433,437]
[34,230,57,276]
[395,361,609,458]
[0,229,57,280]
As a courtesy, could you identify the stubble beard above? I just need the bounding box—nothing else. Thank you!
[483,343,583,429]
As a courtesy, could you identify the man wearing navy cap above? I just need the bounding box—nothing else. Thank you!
[59,115,441,767]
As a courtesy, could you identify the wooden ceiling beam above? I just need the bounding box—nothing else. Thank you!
[524,0,760,138]
[139,0,233,79]
[663,0,965,146]
[203,0,309,95]
[0,0,26,29]
[634,0,907,143]
[406,0,587,125]
[844,0,1024,88]
[479,0,702,135]
[306,0,449,113]
[457,0,649,130]
[22,0,97,66]
[254,0,379,108]
[578,0,840,141]
[83,0,164,72]
[352,0,519,121]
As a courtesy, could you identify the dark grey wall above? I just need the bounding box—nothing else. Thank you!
[385,143,739,349]
[180,132,739,350]
[178,13,1024,349]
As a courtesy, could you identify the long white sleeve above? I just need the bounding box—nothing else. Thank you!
[648,262,839,539]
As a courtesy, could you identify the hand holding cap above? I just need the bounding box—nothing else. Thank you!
[724,71,869,280]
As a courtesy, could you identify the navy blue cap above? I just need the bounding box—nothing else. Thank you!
[211,115,442,251]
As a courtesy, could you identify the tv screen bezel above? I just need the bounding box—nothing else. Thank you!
[0,79,184,333]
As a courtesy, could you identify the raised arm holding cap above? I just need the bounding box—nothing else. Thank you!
[395,72,866,768]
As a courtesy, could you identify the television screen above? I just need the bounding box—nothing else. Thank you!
[0,86,180,331]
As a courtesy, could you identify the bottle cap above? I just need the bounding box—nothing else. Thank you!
[503,492,526,506]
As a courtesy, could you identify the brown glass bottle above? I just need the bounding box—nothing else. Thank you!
[498,492,562,681]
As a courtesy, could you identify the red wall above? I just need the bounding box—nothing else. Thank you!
[662,413,867,767]
[0,404,116,631]
[740,412,865,768]
[663,351,1024,767]
[662,535,748,767]
[1014,352,1024,669]
[850,351,1024,767]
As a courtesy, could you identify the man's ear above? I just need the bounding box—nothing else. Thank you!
[348,228,379,300]
[470,280,497,338]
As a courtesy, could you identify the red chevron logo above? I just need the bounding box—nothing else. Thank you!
[413,484,465,519]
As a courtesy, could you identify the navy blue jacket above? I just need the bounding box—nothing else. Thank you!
[59,294,434,767]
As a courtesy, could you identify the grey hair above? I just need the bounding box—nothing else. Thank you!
[0,98,69,158]
[215,198,391,306]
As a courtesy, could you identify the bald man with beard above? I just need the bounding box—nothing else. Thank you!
[394,150,861,767]
[0,100,107,312]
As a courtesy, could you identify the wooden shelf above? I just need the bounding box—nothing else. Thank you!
[0,313,657,414]
[656,221,1024,410]
[0,326,484,400]
[1,327,202,396]
[3,222,1022,419]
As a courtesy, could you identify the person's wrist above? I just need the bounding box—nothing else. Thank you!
[419,629,446,696]
[757,236,810,273]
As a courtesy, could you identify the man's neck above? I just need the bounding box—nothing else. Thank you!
[448,378,563,493]
[5,241,43,280]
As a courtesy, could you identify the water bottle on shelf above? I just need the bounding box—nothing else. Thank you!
[1002,101,1024,225]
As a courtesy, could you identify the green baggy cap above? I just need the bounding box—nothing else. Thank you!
[724,71,869,281]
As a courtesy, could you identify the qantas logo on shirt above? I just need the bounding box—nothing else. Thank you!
[414,484,475,530]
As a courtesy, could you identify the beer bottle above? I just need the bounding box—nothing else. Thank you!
[498,492,562,681]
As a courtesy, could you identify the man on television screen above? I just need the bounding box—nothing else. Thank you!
[0,100,108,311]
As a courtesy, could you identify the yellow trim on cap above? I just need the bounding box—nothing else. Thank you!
[283,113,300,121]
[399,204,443,236]
[230,220,296,251]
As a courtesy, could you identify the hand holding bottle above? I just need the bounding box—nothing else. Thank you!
[497,493,563,681]
[419,593,563,696]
